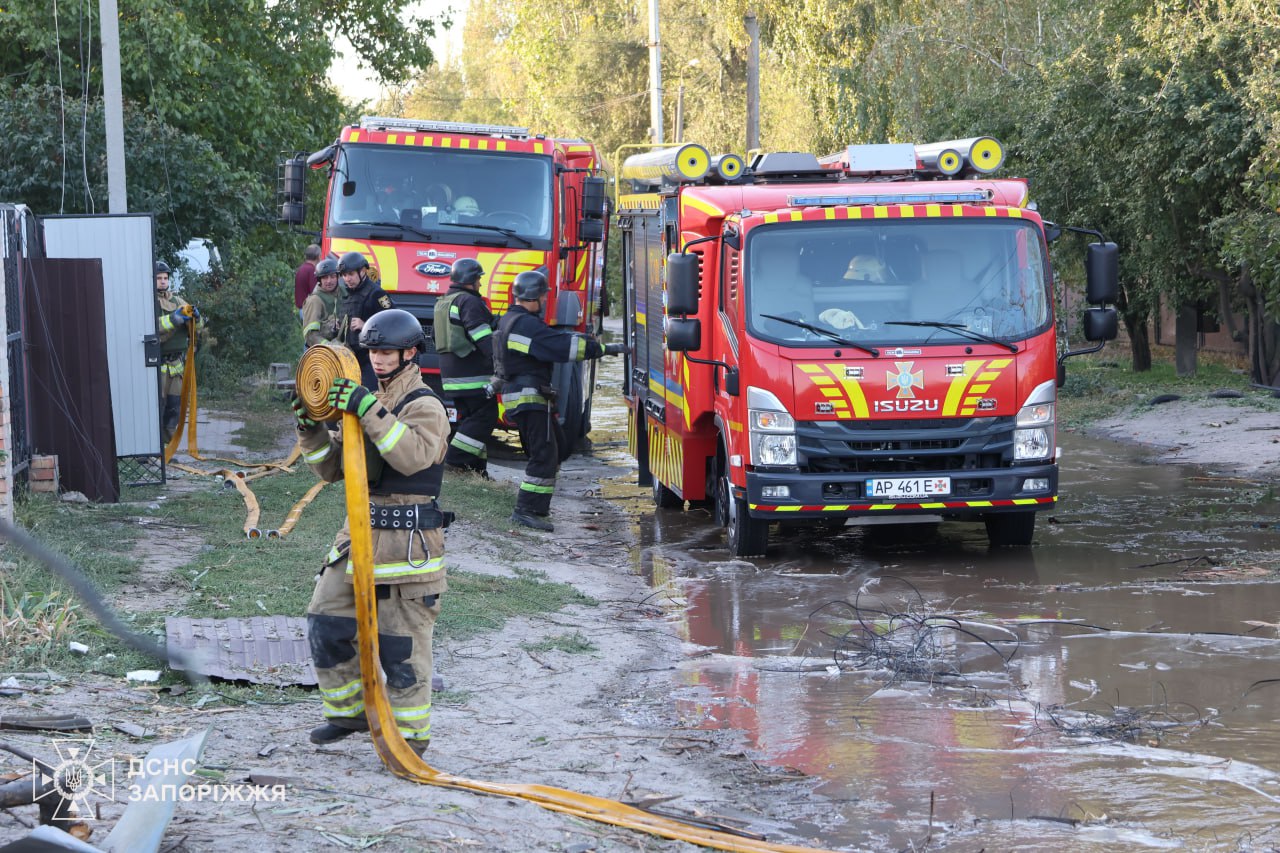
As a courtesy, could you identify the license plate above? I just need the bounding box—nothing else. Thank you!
[865,476,951,500]
[446,407,458,423]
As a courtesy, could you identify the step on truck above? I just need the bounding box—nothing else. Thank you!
[280,117,609,443]
[616,138,1119,556]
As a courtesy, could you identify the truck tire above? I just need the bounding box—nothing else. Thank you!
[653,475,683,509]
[719,468,769,558]
[985,511,1036,547]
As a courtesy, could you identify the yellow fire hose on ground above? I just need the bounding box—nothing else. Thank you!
[160,309,320,538]
[295,344,839,853]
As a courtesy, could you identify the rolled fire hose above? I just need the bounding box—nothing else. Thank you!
[295,343,839,853]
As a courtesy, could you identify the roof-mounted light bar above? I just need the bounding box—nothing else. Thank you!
[358,116,530,138]
[789,190,993,207]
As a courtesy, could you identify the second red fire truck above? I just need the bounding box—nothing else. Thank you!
[617,138,1118,556]
[281,117,609,443]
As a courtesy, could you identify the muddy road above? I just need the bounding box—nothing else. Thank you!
[590,355,1280,850]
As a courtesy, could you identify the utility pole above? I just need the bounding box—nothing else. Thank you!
[744,11,760,152]
[647,0,664,144]
[100,0,128,212]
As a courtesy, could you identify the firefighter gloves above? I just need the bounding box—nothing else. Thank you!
[603,343,626,355]
[169,307,191,326]
[328,378,377,417]
[290,394,317,429]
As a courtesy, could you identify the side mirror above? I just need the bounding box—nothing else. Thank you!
[666,253,700,315]
[579,218,604,243]
[1083,307,1118,342]
[1056,361,1067,387]
[665,317,701,352]
[724,367,740,396]
[1086,242,1119,304]
[1043,220,1062,242]
[723,228,741,251]
[582,177,606,220]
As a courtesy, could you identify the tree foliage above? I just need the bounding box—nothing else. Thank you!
[0,0,447,384]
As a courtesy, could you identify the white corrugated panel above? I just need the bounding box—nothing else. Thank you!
[41,214,159,457]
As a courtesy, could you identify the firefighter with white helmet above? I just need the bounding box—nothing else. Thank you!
[295,307,451,755]
[492,270,622,531]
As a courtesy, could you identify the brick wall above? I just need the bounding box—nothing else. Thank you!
[29,454,58,494]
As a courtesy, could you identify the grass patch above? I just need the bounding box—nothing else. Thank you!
[441,569,595,640]
[521,631,598,655]
[1,447,594,674]
[1057,346,1272,427]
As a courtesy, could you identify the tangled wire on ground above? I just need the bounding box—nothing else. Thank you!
[805,575,1019,686]
[799,577,1214,744]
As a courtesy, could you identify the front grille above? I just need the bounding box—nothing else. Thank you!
[799,416,1014,475]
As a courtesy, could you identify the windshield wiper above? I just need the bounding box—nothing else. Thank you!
[760,314,879,357]
[441,221,533,248]
[885,321,1018,353]
[343,220,438,242]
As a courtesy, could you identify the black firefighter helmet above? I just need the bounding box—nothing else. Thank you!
[512,269,548,301]
[359,308,427,352]
[338,250,370,274]
[451,258,484,287]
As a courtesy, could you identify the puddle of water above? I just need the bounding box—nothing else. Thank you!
[588,352,1280,850]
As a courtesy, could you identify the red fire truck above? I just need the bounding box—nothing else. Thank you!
[617,138,1118,556]
[281,117,608,442]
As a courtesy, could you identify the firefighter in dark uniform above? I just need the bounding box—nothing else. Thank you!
[494,270,622,531]
[154,260,203,445]
[293,308,451,754]
[338,250,395,388]
[436,258,497,476]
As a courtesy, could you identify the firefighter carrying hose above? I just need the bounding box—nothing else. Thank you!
[493,270,623,532]
[154,260,204,446]
[434,258,497,477]
[293,309,451,754]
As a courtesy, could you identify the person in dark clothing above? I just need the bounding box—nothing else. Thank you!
[338,250,395,388]
[493,270,622,531]
[435,258,497,476]
[295,244,321,314]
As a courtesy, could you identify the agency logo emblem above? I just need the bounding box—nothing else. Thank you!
[33,738,115,821]
[886,361,924,399]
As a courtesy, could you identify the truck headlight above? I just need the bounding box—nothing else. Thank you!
[1014,402,1054,460]
[747,387,796,466]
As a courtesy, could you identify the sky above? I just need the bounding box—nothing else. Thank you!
[328,0,467,105]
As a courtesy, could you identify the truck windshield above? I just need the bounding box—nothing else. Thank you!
[745,219,1050,347]
[328,145,553,245]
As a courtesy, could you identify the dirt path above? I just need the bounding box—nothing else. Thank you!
[0,441,826,852]
[1082,396,1280,479]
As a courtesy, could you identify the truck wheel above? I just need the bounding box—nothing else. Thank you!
[985,511,1036,547]
[722,470,769,558]
[653,476,684,509]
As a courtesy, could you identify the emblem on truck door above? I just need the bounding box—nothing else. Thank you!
[886,361,924,399]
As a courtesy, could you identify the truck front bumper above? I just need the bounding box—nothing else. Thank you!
[742,462,1057,520]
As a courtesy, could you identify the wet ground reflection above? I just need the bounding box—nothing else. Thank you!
[592,378,1280,849]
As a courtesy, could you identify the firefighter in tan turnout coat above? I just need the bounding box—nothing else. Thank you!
[293,309,451,753]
